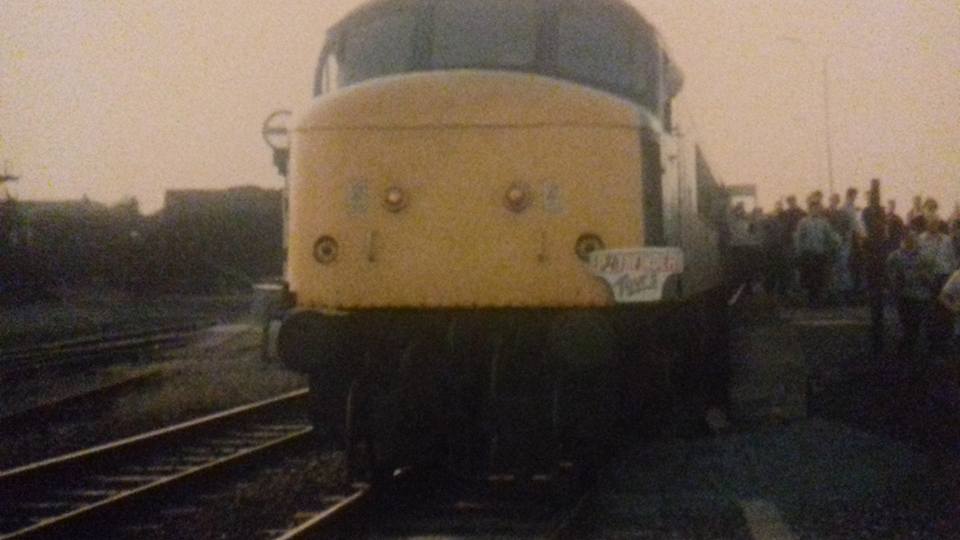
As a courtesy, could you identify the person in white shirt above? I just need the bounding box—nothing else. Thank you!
[841,188,866,301]
[919,217,958,277]
[940,268,960,345]
[727,202,764,293]
[920,213,959,354]
[794,199,840,306]
[889,231,937,360]
[940,269,960,314]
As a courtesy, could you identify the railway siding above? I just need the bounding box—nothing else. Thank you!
[0,369,162,429]
[0,322,211,379]
[0,390,309,539]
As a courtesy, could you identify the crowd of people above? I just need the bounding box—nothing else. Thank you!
[726,187,960,361]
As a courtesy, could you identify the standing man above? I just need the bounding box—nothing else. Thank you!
[885,199,906,258]
[794,198,839,307]
[862,180,887,358]
[781,195,807,299]
[908,195,926,232]
[727,202,755,291]
[888,230,936,365]
[919,207,959,356]
[923,198,945,232]
[782,195,806,233]
[843,187,866,302]
[951,217,960,271]
[764,201,790,298]
[825,193,844,230]
[825,193,846,300]
[940,267,960,315]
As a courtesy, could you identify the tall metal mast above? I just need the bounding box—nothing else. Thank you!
[0,161,19,185]
[0,161,19,200]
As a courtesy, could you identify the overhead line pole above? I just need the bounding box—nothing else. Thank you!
[821,55,835,198]
[0,161,20,201]
[0,161,19,185]
[778,37,836,197]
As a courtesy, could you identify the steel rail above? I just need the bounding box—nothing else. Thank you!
[0,321,219,379]
[0,388,309,539]
[0,320,215,359]
[3,330,185,362]
[273,484,373,540]
[285,468,583,540]
[0,325,220,381]
[727,282,748,307]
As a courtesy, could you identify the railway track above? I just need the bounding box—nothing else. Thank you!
[264,483,373,539]
[263,467,586,539]
[0,321,215,377]
[0,388,310,539]
[0,369,162,431]
[368,471,582,539]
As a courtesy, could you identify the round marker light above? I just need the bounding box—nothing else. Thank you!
[504,183,531,212]
[313,235,339,264]
[383,186,407,212]
[574,233,605,262]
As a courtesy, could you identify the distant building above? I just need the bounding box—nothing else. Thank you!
[725,184,758,212]
[160,186,282,291]
[0,187,282,296]
[12,198,144,289]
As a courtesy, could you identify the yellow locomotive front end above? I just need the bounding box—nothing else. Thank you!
[288,71,645,309]
[275,0,724,479]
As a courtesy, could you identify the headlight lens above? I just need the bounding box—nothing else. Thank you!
[504,182,531,212]
[383,186,407,212]
[574,233,605,261]
[313,236,339,264]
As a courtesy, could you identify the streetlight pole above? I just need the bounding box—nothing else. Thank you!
[779,37,836,197]
[0,161,19,201]
[0,161,19,185]
[821,55,835,198]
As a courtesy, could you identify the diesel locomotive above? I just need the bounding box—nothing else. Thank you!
[273,0,729,480]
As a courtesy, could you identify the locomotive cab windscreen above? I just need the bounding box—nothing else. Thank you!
[314,0,672,117]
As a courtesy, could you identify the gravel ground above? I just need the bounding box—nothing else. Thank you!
[568,418,960,538]
[0,290,251,348]
[1,316,305,469]
[567,295,960,538]
[796,302,960,455]
[112,450,349,540]
[10,292,960,538]
[2,294,352,540]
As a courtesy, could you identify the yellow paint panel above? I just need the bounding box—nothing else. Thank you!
[288,72,647,309]
[299,71,639,129]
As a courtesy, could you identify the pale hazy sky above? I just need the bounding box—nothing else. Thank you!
[2,1,958,213]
